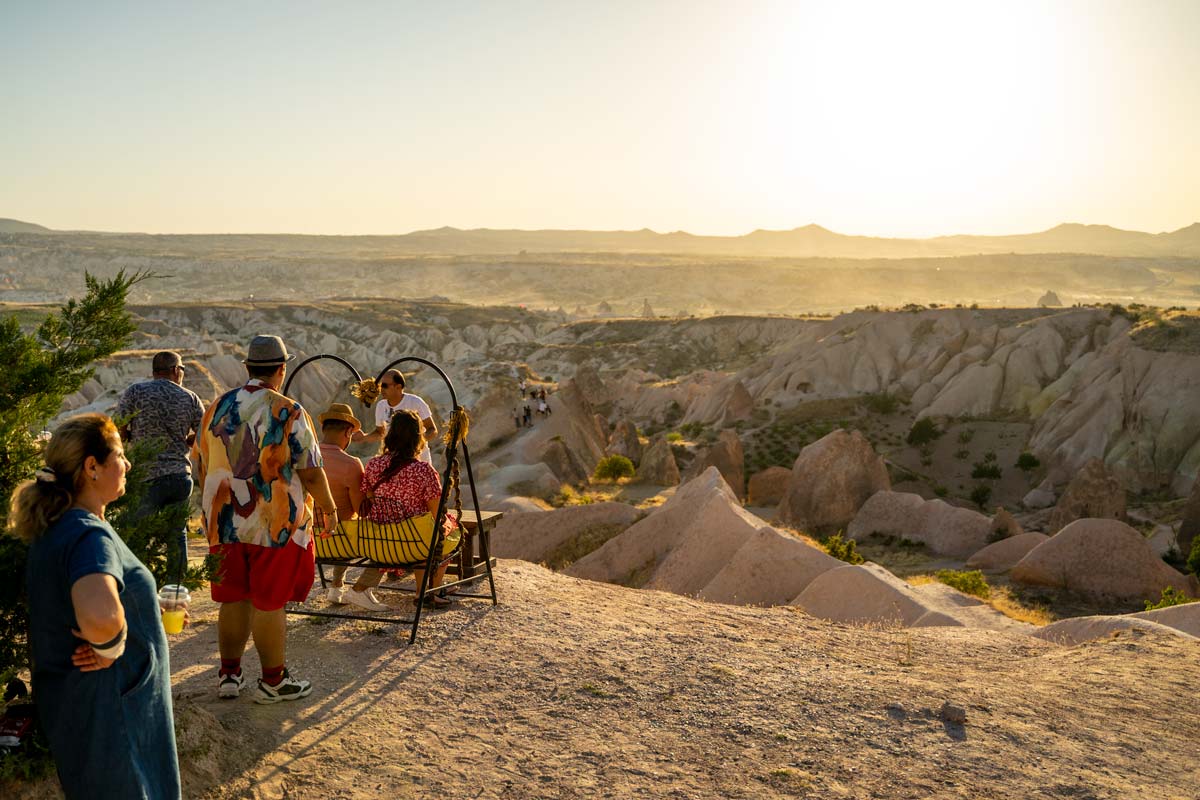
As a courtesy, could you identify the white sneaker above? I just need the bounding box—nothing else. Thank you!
[345,587,389,612]
[218,671,245,700]
[326,585,348,604]
[254,669,313,704]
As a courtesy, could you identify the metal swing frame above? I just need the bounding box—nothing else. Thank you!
[282,353,497,643]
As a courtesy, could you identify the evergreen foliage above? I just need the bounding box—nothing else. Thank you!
[0,271,151,676]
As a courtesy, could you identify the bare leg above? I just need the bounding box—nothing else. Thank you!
[218,601,252,660]
[251,607,288,669]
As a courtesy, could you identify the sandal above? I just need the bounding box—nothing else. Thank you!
[416,593,452,609]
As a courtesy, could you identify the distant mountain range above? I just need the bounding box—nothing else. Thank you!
[4,217,1200,259]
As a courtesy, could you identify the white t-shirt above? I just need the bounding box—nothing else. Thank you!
[374,393,434,463]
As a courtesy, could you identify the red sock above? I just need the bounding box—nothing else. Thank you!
[262,664,286,686]
[220,658,242,676]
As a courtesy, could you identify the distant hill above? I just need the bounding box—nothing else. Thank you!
[0,218,51,233]
[3,218,1199,258]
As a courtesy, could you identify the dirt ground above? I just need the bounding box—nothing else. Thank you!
[19,559,1199,800]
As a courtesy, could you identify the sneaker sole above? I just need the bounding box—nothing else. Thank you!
[254,684,313,705]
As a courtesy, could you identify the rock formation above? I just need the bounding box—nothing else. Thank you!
[539,439,591,486]
[846,491,991,558]
[687,429,745,501]
[1022,480,1056,510]
[1046,458,1126,532]
[965,532,1049,572]
[491,502,640,564]
[1033,615,1197,645]
[606,420,642,465]
[1037,290,1062,307]
[637,435,680,486]
[1010,518,1196,602]
[747,466,791,506]
[567,469,840,607]
[1177,474,1200,559]
[791,562,962,628]
[990,508,1023,541]
[778,429,890,534]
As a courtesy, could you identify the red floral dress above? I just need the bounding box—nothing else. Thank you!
[361,456,442,522]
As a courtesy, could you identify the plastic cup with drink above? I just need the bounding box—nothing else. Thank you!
[158,585,190,635]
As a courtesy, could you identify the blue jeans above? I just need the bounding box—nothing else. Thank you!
[140,474,194,581]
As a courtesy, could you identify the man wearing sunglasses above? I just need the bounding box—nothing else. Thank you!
[355,368,437,463]
[115,350,205,578]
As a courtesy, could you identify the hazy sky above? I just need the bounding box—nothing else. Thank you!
[3,0,1198,237]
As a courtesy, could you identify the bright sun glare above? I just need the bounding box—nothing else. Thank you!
[729,1,1077,236]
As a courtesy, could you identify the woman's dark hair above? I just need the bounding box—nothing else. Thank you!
[8,413,121,543]
[371,409,425,489]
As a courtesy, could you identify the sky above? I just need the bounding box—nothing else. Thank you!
[2,0,1199,238]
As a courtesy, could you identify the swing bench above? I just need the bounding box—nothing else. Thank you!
[282,354,498,643]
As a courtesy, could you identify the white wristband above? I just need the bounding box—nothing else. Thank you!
[91,625,127,659]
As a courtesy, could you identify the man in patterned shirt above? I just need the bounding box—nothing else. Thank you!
[115,350,205,578]
[194,335,338,705]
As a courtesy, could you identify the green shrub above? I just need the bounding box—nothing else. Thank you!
[957,429,974,444]
[971,462,1002,480]
[665,431,683,443]
[954,449,969,460]
[1144,587,1195,611]
[934,569,990,599]
[822,533,864,565]
[861,392,899,414]
[593,455,635,481]
[907,417,942,446]
[969,484,992,509]
[1015,452,1040,471]
[1188,536,1200,576]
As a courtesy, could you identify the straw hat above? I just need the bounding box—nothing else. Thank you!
[318,403,362,433]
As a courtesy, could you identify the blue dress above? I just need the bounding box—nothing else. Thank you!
[26,508,181,800]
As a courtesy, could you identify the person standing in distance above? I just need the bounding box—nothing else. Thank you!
[114,350,204,579]
[194,335,338,704]
[355,368,437,463]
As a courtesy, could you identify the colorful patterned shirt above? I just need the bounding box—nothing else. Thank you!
[194,380,323,548]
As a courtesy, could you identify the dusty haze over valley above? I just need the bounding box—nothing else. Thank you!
[5,219,1200,314]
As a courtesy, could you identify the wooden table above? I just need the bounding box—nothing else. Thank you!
[453,509,503,579]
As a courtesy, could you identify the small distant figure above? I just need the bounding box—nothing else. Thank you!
[523,404,533,427]
[519,379,527,398]
[513,407,522,431]
[537,398,548,416]
[114,350,204,579]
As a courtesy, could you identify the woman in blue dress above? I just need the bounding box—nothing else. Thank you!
[8,412,181,800]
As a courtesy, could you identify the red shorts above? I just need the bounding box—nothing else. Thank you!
[209,541,315,611]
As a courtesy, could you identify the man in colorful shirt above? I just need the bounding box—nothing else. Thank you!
[115,350,205,578]
[194,335,338,705]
